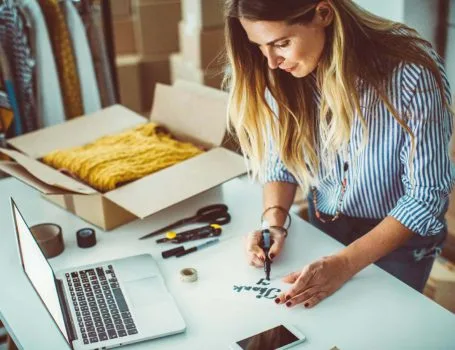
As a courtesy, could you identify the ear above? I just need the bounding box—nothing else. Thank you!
[314,1,334,27]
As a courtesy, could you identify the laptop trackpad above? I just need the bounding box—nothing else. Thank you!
[124,277,169,308]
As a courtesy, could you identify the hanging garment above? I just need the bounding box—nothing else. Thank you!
[0,91,15,144]
[63,0,101,114]
[38,0,83,119]
[0,42,22,136]
[0,92,11,109]
[21,0,65,127]
[0,0,37,133]
[79,0,116,107]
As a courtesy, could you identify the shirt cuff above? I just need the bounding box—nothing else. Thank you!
[263,168,298,184]
[388,195,446,236]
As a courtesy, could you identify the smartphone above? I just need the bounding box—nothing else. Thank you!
[230,324,306,350]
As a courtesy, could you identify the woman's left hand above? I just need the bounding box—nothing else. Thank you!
[276,254,355,308]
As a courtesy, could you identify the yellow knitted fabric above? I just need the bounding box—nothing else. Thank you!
[42,122,203,192]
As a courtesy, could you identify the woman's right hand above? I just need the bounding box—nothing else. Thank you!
[245,228,286,267]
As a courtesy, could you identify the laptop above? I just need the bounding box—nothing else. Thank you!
[11,199,186,349]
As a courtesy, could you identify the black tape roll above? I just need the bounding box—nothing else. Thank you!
[77,228,96,248]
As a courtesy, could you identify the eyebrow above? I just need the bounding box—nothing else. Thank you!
[249,36,289,46]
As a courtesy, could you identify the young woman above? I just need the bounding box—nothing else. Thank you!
[224,0,454,308]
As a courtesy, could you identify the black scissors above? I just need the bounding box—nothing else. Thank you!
[139,204,231,240]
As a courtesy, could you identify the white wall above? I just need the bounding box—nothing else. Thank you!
[354,0,436,46]
[355,0,455,95]
[354,0,405,23]
[403,0,438,47]
[451,0,455,25]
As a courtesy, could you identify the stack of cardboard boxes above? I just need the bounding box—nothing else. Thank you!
[170,0,226,89]
[424,142,455,313]
[444,191,455,263]
[112,0,181,114]
[424,256,455,313]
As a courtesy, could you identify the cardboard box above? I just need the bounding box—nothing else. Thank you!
[424,256,455,313]
[113,18,136,55]
[140,55,171,112]
[0,82,246,230]
[443,188,455,262]
[443,213,455,263]
[170,53,224,89]
[132,0,181,55]
[111,0,131,18]
[179,21,225,69]
[181,0,224,29]
[116,55,142,113]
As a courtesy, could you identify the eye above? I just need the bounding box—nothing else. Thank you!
[275,40,290,48]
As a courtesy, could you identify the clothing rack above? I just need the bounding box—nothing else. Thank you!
[100,0,119,103]
[436,0,450,59]
[0,0,119,138]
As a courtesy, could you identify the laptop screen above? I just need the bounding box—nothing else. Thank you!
[12,201,69,343]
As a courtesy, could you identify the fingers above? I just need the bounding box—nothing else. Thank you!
[276,266,313,304]
[267,231,285,260]
[245,231,265,267]
[281,271,301,284]
[275,270,304,304]
[287,288,326,308]
[249,253,264,267]
[301,292,326,308]
[284,266,313,298]
[248,247,265,267]
[275,289,328,308]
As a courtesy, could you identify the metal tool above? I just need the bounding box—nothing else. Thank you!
[156,224,222,244]
[139,204,230,240]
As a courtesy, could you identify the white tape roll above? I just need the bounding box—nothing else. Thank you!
[180,268,198,283]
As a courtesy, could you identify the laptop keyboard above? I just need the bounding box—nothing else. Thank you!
[65,265,138,345]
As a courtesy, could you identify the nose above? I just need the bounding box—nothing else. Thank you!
[263,47,283,70]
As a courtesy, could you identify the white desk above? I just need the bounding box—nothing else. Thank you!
[1,176,454,350]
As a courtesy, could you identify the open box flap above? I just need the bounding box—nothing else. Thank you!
[150,83,228,148]
[0,161,67,194]
[8,105,147,159]
[0,148,96,194]
[104,148,246,218]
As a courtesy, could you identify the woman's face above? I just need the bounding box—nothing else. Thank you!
[240,8,330,78]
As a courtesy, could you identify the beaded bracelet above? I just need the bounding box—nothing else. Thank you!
[261,205,292,231]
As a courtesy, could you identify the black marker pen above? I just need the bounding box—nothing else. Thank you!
[261,228,271,280]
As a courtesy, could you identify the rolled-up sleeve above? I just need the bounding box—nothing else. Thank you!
[263,141,298,184]
[388,66,455,236]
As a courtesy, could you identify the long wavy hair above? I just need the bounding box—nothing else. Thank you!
[223,0,450,193]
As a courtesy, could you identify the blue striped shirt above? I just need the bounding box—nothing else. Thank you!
[265,57,454,236]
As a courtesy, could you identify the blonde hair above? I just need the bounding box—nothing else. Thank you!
[224,0,451,194]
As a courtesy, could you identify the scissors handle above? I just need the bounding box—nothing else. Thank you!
[207,213,231,225]
[196,204,228,216]
[139,204,230,240]
[194,204,230,225]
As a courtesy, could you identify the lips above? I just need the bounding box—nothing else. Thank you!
[281,65,297,72]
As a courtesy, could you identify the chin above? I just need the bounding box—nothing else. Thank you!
[291,67,314,78]
[291,71,305,78]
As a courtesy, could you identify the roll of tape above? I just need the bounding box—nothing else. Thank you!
[30,223,64,259]
[180,268,198,283]
[76,228,97,248]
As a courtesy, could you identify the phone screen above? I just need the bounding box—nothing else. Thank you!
[236,325,299,350]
